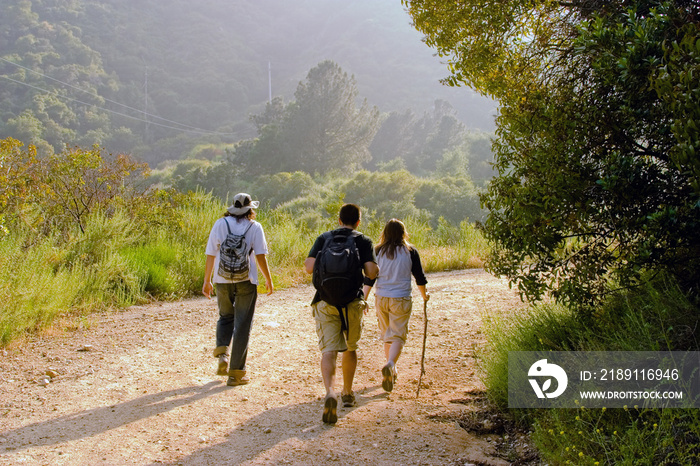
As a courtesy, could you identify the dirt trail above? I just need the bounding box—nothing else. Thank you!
[0,269,530,465]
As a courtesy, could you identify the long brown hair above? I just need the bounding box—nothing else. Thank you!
[375,218,411,260]
[223,209,256,221]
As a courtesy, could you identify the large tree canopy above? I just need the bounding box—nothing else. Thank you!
[404,0,700,309]
[239,60,380,175]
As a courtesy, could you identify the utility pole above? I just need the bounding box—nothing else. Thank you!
[144,67,149,140]
[268,61,272,103]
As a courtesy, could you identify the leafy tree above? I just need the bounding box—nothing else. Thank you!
[369,100,468,174]
[415,176,484,225]
[368,109,420,168]
[405,0,700,308]
[0,0,117,155]
[284,60,379,173]
[463,131,496,185]
[244,60,380,175]
[0,137,41,233]
[41,145,150,233]
[250,97,287,132]
[341,169,421,219]
[254,172,316,208]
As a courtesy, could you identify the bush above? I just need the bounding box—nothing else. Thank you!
[478,274,700,464]
[0,180,490,346]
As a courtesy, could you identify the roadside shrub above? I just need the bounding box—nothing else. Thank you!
[341,170,418,220]
[0,177,490,346]
[255,171,316,208]
[415,176,484,225]
[478,274,700,464]
[0,231,82,345]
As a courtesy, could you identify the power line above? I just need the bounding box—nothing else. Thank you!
[0,57,237,136]
[0,74,237,136]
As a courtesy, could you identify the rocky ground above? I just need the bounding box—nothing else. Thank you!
[0,269,538,465]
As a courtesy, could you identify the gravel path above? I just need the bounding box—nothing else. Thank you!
[0,269,528,465]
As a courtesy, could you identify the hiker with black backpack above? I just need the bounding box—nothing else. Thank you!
[363,218,429,393]
[202,193,274,387]
[304,203,378,424]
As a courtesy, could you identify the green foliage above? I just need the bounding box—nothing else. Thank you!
[368,100,475,175]
[403,0,561,102]
[415,176,483,224]
[153,160,486,227]
[0,231,82,345]
[254,172,316,208]
[451,2,700,310]
[241,60,380,175]
[463,131,496,185]
[40,145,150,233]
[122,242,180,296]
[0,1,117,155]
[533,406,700,465]
[0,138,40,233]
[479,273,700,464]
[653,20,700,197]
[341,170,420,219]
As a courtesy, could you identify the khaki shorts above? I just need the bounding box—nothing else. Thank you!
[312,299,365,353]
[375,296,413,344]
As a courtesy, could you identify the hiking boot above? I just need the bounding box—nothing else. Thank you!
[322,393,338,424]
[382,362,397,392]
[341,392,355,407]
[217,354,229,376]
[226,369,249,386]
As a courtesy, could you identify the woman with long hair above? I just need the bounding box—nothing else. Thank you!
[363,218,428,392]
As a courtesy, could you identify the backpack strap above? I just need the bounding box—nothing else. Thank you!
[338,304,349,334]
[242,221,254,236]
[224,217,254,236]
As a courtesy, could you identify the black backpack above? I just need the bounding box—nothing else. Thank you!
[217,219,253,282]
[313,230,364,330]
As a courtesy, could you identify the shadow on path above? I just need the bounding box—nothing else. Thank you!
[2,381,227,451]
[154,388,390,465]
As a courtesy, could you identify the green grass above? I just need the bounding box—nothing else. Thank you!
[0,233,84,345]
[478,275,700,464]
[0,191,490,346]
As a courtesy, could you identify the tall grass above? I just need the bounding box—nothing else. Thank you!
[478,276,700,464]
[0,233,84,344]
[0,191,490,346]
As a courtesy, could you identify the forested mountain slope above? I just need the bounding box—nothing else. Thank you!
[0,0,495,164]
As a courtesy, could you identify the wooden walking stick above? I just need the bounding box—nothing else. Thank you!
[416,295,429,398]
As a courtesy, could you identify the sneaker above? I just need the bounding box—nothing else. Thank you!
[382,362,397,392]
[322,393,338,424]
[226,369,249,386]
[341,392,356,407]
[217,354,229,376]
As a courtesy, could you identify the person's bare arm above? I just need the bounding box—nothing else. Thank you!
[304,257,315,274]
[202,254,216,299]
[363,261,378,280]
[418,284,429,302]
[255,254,274,295]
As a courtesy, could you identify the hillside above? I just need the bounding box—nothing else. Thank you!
[0,0,496,164]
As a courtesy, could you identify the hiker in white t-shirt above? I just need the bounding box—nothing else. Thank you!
[202,193,274,386]
[363,218,429,393]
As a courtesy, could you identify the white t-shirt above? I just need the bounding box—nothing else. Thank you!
[375,247,413,298]
[205,217,269,284]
